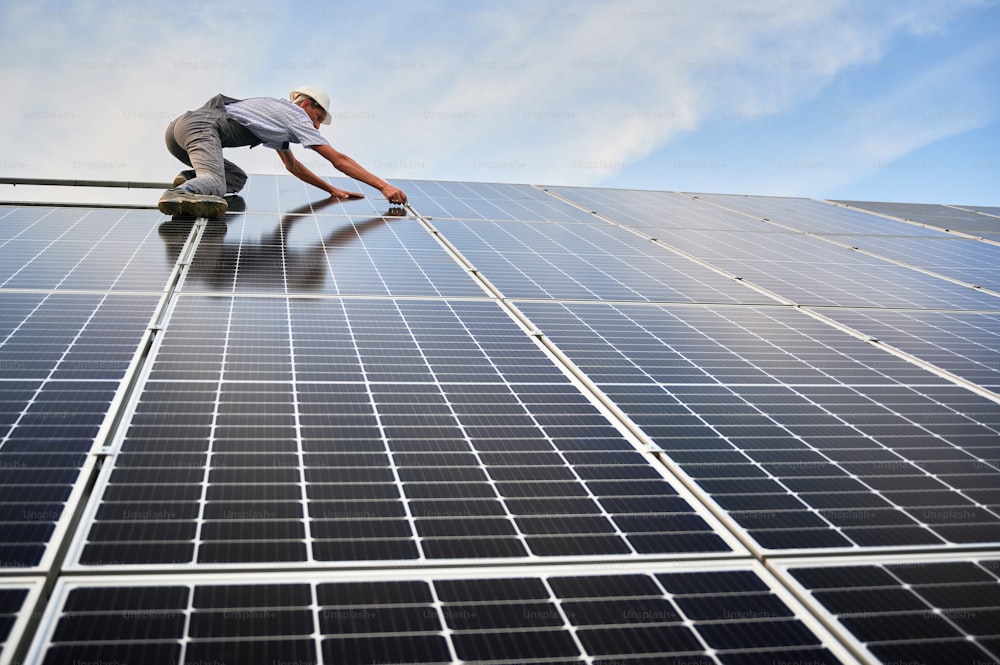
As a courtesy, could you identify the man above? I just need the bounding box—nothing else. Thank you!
[159,86,407,218]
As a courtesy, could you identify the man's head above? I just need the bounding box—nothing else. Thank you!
[290,86,332,128]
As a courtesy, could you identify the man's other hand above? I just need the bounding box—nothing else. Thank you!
[329,187,364,199]
[381,185,407,205]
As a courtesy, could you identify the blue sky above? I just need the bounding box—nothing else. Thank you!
[2,0,998,205]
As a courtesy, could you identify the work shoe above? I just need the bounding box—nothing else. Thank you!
[158,188,228,218]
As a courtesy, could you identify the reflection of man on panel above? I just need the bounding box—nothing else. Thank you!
[159,198,406,292]
[158,85,407,218]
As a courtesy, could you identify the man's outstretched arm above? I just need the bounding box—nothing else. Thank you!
[277,149,362,199]
[311,144,407,204]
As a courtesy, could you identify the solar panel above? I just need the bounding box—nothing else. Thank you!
[687,193,947,236]
[823,235,1000,292]
[393,179,604,223]
[626,227,1000,309]
[29,564,856,664]
[543,185,770,231]
[966,205,1000,218]
[834,200,1000,238]
[216,174,407,216]
[515,301,1000,552]
[430,219,775,303]
[780,556,1000,665]
[0,580,42,665]
[0,206,177,291]
[3,176,999,663]
[182,211,484,297]
[0,292,160,570]
[547,192,1000,306]
[821,309,1000,390]
[68,296,734,568]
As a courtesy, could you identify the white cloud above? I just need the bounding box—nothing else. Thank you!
[316,0,995,186]
[717,32,1000,199]
[0,0,996,199]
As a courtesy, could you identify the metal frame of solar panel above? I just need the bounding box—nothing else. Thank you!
[3,176,1000,665]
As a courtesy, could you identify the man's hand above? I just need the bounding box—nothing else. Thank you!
[328,187,364,200]
[381,184,407,205]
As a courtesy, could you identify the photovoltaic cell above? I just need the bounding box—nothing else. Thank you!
[641,228,1000,309]
[0,583,36,665]
[835,200,1000,237]
[785,557,1000,665]
[31,566,847,664]
[516,301,1000,551]
[827,235,1000,292]
[398,179,604,223]
[543,185,769,231]
[5,175,1000,663]
[821,309,1000,390]
[965,205,1000,215]
[72,296,731,568]
[0,206,177,291]
[0,292,159,569]
[217,174,405,216]
[431,219,773,303]
[180,211,483,297]
[685,193,946,236]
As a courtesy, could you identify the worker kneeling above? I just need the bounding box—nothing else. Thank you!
[159,86,406,218]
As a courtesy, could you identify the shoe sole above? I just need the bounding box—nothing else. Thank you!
[158,197,227,218]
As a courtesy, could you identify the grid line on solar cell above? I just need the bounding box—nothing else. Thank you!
[180,212,484,297]
[820,309,1000,391]
[0,293,159,569]
[335,295,424,561]
[836,235,1000,269]
[685,193,946,236]
[835,200,1000,236]
[0,206,177,292]
[784,557,1000,665]
[229,174,405,217]
[71,296,732,567]
[823,235,1000,293]
[30,566,852,664]
[635,228,1000,309]
[399,180,604,223]
[963,205,1000,217]
[7,179,1000,665]
[543,185,773,232]
[0,582,41,665]
[515,300,1000,551]
[543,187,1000,311]
[431,219,773,304]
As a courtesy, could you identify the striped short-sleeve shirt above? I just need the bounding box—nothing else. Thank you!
[225,97,330,150]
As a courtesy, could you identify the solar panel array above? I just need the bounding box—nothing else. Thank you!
[1,176,999,664]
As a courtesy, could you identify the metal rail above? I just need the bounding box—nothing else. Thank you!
[0,177,168,189]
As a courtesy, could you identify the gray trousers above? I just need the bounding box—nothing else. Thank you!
[164,94,260,196]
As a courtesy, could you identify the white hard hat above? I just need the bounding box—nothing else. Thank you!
[290,85,332,125]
